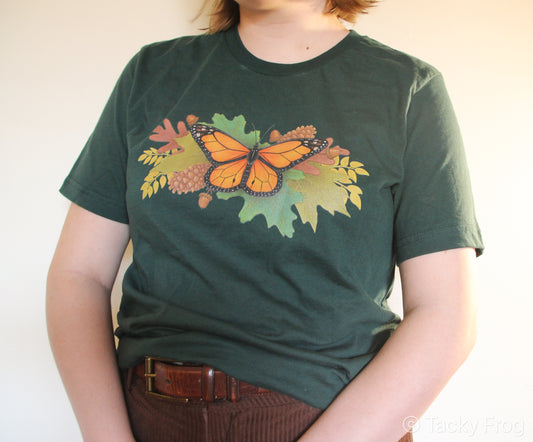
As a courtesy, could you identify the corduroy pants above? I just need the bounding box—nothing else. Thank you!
[123,369,413,442]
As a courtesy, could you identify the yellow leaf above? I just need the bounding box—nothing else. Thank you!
[346,185,363,195]
[149,155,158,165]
[153,180,159,193]
[336,167,348,176]
[349,192,362,209]
[146,170,158,181]
[138,154,147,162]
[159,175,167,188]
[337,176,352,184]
[150,148,158,153]
[348,169,358,182]
[350,161,364,168]
[355,167,369,176]
[147,186,153,198]
[340,157,349,167]
[155,157,162,166]
[290,163,350,230]
[142,188,148,199]
[143,156,151,165]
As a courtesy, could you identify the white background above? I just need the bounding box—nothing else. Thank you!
[1,0,532,440]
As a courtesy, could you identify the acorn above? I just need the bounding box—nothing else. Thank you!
[269,130,281,142]
[186,114,199,126]
[326,145,341,159]
[198,192,212,209]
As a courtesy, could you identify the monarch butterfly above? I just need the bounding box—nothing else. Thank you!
[191,123,328,197]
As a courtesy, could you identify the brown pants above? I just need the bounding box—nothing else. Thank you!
[123,370,413,442]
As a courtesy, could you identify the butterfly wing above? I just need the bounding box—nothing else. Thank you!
[257,138,328,171]
[191,124,250,164]
[191,123,328,196]
[244,160,282,196]
[191,123,251,192]
[206,159,249,192]
[244,138,328,196]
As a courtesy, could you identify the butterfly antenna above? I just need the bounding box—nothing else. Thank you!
[260,124,275,144]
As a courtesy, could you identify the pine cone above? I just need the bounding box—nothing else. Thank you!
[278,125,317,141]
[168,163,210,194]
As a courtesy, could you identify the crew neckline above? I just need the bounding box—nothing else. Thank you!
[223,25,359,75]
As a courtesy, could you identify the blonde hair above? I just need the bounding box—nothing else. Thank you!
[199,0,377,34]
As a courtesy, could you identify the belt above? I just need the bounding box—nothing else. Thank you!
[134,356,273,403]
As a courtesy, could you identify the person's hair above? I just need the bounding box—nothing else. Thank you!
[199,0,378,34]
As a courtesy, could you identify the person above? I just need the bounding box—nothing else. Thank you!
[46,0,484,441]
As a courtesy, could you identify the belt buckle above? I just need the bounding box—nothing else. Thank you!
[144,356,189,403]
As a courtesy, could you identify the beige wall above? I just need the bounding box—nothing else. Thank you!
[1,0,531,440]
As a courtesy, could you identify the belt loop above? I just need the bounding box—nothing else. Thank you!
[227,376,240,402]
[126,367,134,391]
[201,366,215,402]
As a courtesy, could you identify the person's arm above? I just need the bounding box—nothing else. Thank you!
[47,203,134,442]
[299,247,478,441]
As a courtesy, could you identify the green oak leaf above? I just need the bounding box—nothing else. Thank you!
[288,163,351,231]
[206,114,265,148]
[218,169,305,238]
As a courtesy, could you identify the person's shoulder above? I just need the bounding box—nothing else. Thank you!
[136,32,222,63]
[118,32,223,84]
[346,31,440,89]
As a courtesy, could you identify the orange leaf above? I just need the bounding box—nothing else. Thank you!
[294,143,350,176]
[150,119,188,153]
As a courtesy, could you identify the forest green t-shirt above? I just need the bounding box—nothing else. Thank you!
[60,27,484,409]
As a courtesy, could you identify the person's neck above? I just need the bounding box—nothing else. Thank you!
[236,3,349,64]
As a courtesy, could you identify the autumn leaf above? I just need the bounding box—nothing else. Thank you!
[288,163,351,231]
[293,146,350,176]
[149,133,210,176]
[150,119,188,153]
[207,113,262,147]
[142,183,154,199]
[218,169,305,238]
[347,185,363,209]
[354,167,369,176]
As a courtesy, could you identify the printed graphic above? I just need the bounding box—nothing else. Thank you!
[191,124,328,197]
[138,114,369,237]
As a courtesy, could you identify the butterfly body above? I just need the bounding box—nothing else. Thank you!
[191,123,328,197]
[246,147,260,165]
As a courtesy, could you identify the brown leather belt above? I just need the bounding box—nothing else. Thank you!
[134,357,272,403]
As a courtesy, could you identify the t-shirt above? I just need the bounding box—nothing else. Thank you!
[59,26,484,410]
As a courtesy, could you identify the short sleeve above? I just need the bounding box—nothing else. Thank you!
[59,55,138,224]
[393,73,484,263]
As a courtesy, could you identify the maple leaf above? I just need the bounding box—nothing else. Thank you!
[218,169,305,238]
[288,163,351,232]
[150,119,188,153]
